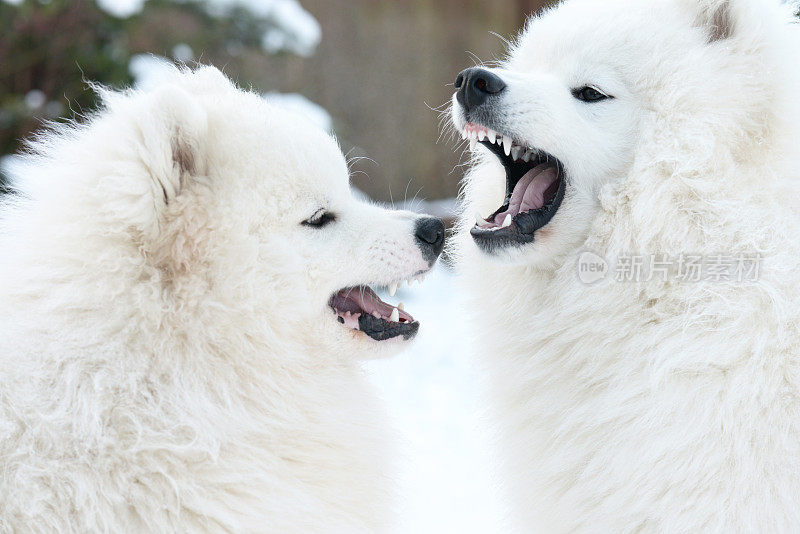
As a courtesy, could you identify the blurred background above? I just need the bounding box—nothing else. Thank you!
[0,2,553,532]
[0,0,551,208]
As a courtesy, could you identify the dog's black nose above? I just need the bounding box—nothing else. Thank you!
[414,217,446,264]
[455,67,506,112]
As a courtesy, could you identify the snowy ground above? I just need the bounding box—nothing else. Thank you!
[366,266,509,533]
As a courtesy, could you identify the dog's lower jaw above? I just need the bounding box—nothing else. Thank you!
[461,215,578,274]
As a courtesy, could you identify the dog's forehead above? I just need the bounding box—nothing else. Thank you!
[258,114,351,207]
[510,0,676,71]
[211,101,350,188]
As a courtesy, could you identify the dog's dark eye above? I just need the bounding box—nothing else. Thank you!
[302,209,336,228]
[572,86,611,103]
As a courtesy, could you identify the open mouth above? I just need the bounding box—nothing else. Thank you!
[462,123,566,249]
[328,275,425,341]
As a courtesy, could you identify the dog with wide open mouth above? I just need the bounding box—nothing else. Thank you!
[461,121,566,251]
[446,0,800,532]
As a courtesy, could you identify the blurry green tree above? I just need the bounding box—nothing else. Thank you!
[0,0,549,201]
[0,0,320,187]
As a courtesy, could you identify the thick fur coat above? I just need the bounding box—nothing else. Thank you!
[0,67,432,533]
[453,0,800,531]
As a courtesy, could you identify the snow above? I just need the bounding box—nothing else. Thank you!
[171,43,195,63]
[93,0,320,57]
[262,92,332,132]
[366,266,509,533]
[96,0,146,18]
[128,54,177,90]
[259,0,321,57]
[200,0,321,56]
[23,90,46,110]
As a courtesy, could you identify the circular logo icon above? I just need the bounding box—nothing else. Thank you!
[576,251,608,285]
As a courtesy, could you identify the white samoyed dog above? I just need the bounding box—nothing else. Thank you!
[0,66,445,532]
[451,0,800,531]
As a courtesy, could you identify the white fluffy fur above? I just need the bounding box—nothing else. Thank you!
[0,67,433,532]
[453,0,800,531]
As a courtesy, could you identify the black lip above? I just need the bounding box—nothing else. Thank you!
[468,136,567,253]
[358,314,420,341]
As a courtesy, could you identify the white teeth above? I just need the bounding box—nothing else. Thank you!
[522,150,532,162]
[476,212,485,226]
[398,302,405,311]
[503,136,512,156]
[461,130,468,140]
[487,130,496,144]
[389,282,398,297]
[511,146,522,161]
[502,214,512,228]
[389,308,400,322]
[477,130,486,142]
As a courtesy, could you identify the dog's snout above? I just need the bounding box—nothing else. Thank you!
[414,217,446,264]
[455,67,506,112]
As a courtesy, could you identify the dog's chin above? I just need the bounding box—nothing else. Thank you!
[341,331,414,360]
[470,237,555,267]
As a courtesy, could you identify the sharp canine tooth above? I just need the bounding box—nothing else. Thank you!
[389,282,398,297]
[503,136,512,156]
[502,214,512,228]
[476,212,485,226]
[389,308,400,322]
[511,146,522,160]
[398,302,405,311]
[487,130,496,144]
[461,130,468,140]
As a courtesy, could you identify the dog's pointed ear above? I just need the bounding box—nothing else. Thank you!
[133,84,209,206]
[693,0,737,42]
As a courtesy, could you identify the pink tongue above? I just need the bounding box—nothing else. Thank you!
[330,286,414,323]
[521,166,559,212]
[494,164,559,224]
